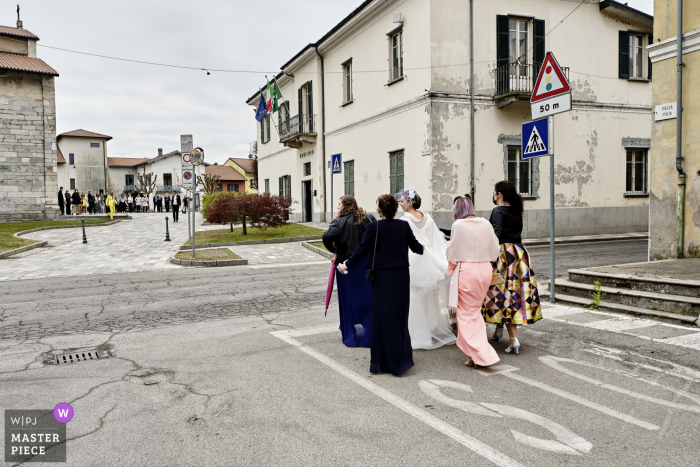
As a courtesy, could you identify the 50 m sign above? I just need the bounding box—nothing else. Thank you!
[532,93,571,119]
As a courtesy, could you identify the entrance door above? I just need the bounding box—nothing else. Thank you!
[301,180,312,222]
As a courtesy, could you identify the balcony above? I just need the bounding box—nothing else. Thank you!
[279,113,316,149]
[124,183,145,192]
[495,63,569,108]
[157,185,181,193]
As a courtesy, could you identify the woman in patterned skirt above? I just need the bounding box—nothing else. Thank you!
[482,181,542,354]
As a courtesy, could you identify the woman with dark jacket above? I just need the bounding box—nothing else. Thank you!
[482,181,542,355]
[322,195,376,348]
[338,195,424,375]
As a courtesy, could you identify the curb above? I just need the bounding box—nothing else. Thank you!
[302,241,334,260]
[523,233,648,247]
[13,220,123,238]
[169,256,248,267]
[0,241,49,259]
[179,235,324,251]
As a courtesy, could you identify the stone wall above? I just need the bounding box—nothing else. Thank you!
[0,71,58,222]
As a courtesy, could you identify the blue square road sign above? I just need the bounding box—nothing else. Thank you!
[521,118,549,159]
[331,154,342,174]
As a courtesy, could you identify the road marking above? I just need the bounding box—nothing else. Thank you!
[583,317,657,332]
[539,356,700,413]
[249,260,329,269]
[477,366,659,431]
[271,329,522,467]
[660,332,700,351]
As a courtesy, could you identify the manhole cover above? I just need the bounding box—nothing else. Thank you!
[56,350,105,364]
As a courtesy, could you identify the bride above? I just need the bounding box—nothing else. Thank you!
[398,188,457,350]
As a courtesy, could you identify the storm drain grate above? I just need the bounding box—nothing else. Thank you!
[56,350,103,364]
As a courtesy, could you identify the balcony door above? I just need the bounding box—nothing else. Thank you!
[509,19,529,91]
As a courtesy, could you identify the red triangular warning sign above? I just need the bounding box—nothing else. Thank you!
[531,52,571,103]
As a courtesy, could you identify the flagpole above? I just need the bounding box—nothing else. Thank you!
[259,83,280,138]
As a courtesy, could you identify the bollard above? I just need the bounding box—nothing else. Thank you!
[164,216,171,242]
[81,219,87,244]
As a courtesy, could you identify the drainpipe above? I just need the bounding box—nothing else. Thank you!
[469,0,475,201]
[314,45,327,222]
[676,0,685,258]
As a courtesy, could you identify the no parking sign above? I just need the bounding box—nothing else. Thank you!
[182,170,193,188]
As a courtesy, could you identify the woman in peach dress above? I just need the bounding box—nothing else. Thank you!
[446,196,500,368]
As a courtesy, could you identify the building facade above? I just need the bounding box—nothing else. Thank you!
[647,0,699,259]
[0,22,59,222]
[206,163,247,193]
[223,158,259,194]
[248,0,653,237]
[56,130,111,194]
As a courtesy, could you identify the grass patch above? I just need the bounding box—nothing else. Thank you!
[308,241,329,252]
[174,248,241,261]
[184,223,324,245]
[0,220,113,253]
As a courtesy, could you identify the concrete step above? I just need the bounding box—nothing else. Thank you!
[568,268,700,298]
[546,278,700,318]
[539,289,699,324]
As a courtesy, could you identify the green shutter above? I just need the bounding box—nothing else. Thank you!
[648,34,653,80]
[307,81,313,132]
[389,154,396,194]
[266,115,270,142]
[497,15,510,94]
[533,19,545,86]
[298,87,303,133]
[397,152,404,193]
[619,31,630,79]
[286,175,291,199]
[279,176,283,196]
[260,119,264,143]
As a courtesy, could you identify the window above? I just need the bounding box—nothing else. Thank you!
[509,19,528,76]
[298,82,313,132]
[619,31,651,80]
[264,179,270,193]
[507,146,532,196]
[344,161,354,197]
[228,184,239,192]
[626,149,648,194]
[163,173,172,187]
[125,174,134,186]
[261,114,271,144]
[342,60,353,103]
[250,179,258,189]
[69,153,74,164]
[217,183,223,192]
[304,162,311,176]
[390,30,403,81]
[279,175,291,199]
[279,101,290,136]
[496,16,545,95]
[389,151,404,195]
[69,178,75,190]
[90,142,100,148]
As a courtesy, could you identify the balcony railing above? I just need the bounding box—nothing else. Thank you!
[279,113,316,141]
[123,183,145,192]
[495,62,569,98]
[157,185,181,192]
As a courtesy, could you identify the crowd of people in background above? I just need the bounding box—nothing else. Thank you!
[57,188,187,217]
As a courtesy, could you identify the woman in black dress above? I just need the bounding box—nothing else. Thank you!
[338,194,424,375]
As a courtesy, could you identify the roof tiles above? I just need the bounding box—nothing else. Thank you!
[0,52,58,76]
[57,129,112,141]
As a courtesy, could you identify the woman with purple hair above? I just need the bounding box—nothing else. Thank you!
[446,195,501,368]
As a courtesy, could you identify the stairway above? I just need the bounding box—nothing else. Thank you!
[542,268,700,325]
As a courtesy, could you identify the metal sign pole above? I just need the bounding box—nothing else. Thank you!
[549,115,556,303]
[191,195,195,259]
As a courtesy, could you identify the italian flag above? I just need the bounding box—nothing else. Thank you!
[266,79,283,113]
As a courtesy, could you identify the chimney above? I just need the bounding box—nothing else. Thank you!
[158,148,163,157]
[16,5,23,29]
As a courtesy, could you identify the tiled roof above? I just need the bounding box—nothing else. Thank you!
[226,158,256,173]
[57,129,112,141]
[0,52,58,76]
[206,165,246,181]
[107,157,150,167]
[56,145,65,163]
[0,25,39,40]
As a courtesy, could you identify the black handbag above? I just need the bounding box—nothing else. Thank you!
[365,221,379,281]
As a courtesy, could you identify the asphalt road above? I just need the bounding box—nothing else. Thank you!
[2,239,699,466]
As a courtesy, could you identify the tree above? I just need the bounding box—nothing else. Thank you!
[206,193,293,234]
[197,173,221,195]
[136,171,157,208]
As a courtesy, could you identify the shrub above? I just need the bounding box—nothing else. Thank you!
[205,193,294,234]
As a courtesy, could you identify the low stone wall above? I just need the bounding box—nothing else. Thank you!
[0,241,48,259]
[302,241,334,260]
[169,257,248,267]
[14,220,122,238]
[179,235,323,251]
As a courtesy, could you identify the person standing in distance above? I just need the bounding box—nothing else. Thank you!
[172,191,180,223]
[58,187,64,215]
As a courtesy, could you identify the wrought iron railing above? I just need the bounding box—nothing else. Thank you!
[495,62,569,97]
[124,183,145,192]
[279,113,316,140]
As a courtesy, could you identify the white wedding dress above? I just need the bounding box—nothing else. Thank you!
[402,212,457,350]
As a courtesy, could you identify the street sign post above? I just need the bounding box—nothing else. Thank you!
[529,52,572,303]
[330,154,342,217]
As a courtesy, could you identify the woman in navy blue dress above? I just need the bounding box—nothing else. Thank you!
[338,195,424,375]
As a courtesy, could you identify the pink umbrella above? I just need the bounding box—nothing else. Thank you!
[325,259,336,317]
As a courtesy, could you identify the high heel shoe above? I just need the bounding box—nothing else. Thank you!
[465,358,474,367]
[504,337,520,354]
[490,326,503,342]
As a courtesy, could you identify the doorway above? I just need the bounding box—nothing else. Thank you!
[301,180,312,222]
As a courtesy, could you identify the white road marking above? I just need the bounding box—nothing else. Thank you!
[478,366,659,431]
[419,380,501,418]
[271,330,522,467]
[660,332,700,351]
[539,356,700,413]
[583,317,657,332]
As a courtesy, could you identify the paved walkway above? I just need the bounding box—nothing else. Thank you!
[229,242,328,265]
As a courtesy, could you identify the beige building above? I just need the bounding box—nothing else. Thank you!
[648,0,699,259]
[56,129,111,194]
[248,0,653,236]
[223,157,259,193]
[0,20,59,222]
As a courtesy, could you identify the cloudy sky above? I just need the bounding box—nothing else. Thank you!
[7,0,653,165]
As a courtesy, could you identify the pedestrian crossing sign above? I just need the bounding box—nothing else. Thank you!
[521,118,549,159]
[332,154,342,174]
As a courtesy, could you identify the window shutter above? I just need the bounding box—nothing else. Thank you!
[533,19,545,85]
[286,175,291,199]
[497,15,509,68]
[266,115,270,142]
[307,81,313,132]
[397,152,404,193]
[279,176,283,196]
[389,154,396,194]
[260,120,264,143]
[619,31,630,79]
[278,105,281,133]
[648,34,653,80]
[298,87,303,133]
